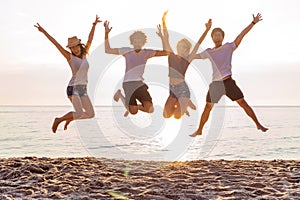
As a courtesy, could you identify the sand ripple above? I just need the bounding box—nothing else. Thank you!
[0,157,299,199]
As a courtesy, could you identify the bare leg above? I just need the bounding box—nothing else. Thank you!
[236,98,268,132]
[64,119,72,130]
[163,96,177,118]
[52,95,95,133]
[114,89,130,117]
[52,112,74,133]
[188,99,196,110]
[138,101,154,113]
[174,98,190,119]
[190,102,214,137]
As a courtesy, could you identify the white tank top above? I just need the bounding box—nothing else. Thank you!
[68,54,89,86]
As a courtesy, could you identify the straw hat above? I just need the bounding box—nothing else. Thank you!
[66,36,81,48]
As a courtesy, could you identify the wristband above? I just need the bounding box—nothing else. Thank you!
[251,21,256,25]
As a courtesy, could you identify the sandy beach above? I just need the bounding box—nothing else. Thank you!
[0,157,299,199]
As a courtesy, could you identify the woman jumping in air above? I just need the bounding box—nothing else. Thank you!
[157,11,212,119]
[34,15,102,133]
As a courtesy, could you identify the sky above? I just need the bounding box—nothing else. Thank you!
[0,0,299,106]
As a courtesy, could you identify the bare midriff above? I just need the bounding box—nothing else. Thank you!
[170,77,185,85]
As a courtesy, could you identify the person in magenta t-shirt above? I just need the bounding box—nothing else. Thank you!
[190,13,268,137]
[104,21,169,116]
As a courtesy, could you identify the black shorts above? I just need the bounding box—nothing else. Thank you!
[122,81,152,107]
[67,85,88,97]
[169,81,190,99]
[206,78,244,103]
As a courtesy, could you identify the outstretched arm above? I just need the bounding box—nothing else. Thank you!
[234,13,263,48]
[104,21,120,55]
[156,11,173,53]
[85,15,102,53]
[34,23,70,60]
[189,19,212,61]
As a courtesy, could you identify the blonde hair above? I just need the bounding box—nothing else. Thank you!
[129,31,147,46]
[177,38,192,51]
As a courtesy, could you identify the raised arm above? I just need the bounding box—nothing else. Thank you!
[85,15,102,53]
[104,21,121,55]
[156,11,173,53]
[234,13,263,48]
[189,19,212,61]
[34,23,70,60]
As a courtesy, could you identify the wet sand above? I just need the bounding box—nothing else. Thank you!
[0,157,299,199]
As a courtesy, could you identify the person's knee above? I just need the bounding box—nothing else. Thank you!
[173,109,182,119]
[174,113,182,119]
[87,111,95,118]
[205,103,214,111]
[129,107,138,115]
[144,102,154,113]
[74,111,84,118]
[148,106,154,113]
[237,98,248,107]
[163,110,172,118]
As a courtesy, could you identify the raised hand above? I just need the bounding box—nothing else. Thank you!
[34,23,45,33]
[104,20,112,33]
[93,15,102,25]
[156,24,163,38]
[205,19,212,30]
[252,13,263,24]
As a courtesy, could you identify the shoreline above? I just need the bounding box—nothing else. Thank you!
[0,157,299,199]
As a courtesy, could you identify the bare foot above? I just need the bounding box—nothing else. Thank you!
[52,118,61,133]
[188,100,196,110]
[113,90,122,102]
[189,130,202,137]
[124,111,129,117]
[257,125,268,132]
[64,119,72,130]
[185,110,190,117]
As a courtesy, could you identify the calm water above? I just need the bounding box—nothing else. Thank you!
[0,106,299,161]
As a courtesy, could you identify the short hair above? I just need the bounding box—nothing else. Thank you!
[211,28,225,38]
[177,38,192,50]
[129,31,147,45]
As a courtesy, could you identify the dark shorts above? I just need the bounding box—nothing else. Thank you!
[206,78,244,103]
[169,81,190,99]
[123,81,152,107]
[67,85,88,97]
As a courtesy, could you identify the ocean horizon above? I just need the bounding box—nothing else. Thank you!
[0,105,299,161]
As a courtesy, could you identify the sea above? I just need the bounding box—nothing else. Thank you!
[0,106,299,161]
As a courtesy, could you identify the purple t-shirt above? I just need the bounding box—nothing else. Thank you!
[198,42,237,81]
[118,47,156,82]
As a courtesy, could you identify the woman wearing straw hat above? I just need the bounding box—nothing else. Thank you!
[34,15,102,133]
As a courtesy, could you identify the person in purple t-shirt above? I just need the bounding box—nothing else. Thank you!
[190,13,268,137]
[104,21,169,116]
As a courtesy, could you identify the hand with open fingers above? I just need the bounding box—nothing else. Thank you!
[94,15,102,25]
[252,13,263,24]
[156,24,163,38]
[34,23,45,33]
[104,20,112,33]
[205,19,212,30]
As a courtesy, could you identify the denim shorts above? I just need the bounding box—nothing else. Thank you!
[169,81,190,99]
[67,85,88,97]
